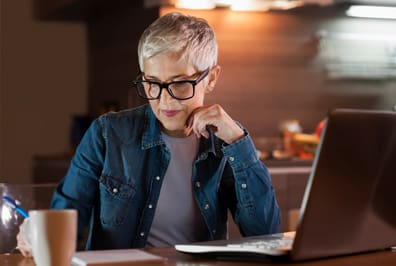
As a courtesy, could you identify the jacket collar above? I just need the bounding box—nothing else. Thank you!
[141,105,164,150]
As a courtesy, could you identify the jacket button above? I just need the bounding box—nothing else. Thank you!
[195,181,201,188]
[241,183,247,189]
[112,188,118,194]
[148,204,153,209]
[229,156,235,162]
[204,204,210,210]
[140,232,145,237]
[155,176,160,181]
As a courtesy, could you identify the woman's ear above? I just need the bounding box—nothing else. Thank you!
[206,65,221,93]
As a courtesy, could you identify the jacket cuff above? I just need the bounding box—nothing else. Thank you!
[221,132,259,171]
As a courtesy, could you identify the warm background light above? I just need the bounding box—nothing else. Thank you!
[230,0,270,11]
[173,0,332,12]
[271,0,304,10]
[176,0,216,10]
[214,0,234,7]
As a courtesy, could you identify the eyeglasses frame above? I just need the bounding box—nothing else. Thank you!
[133,68,210,100]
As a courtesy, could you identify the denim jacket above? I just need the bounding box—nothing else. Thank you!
[51,104,280,250]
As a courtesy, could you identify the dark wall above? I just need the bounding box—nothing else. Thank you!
[33,0,158,115]
[87,5,157,114]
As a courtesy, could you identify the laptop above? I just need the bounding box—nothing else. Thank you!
[175,108,396,261]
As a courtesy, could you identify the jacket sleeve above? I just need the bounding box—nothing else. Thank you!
[51,118,105,244]
[220,133,281,236]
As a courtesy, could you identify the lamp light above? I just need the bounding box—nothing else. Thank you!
[346,5,396,20]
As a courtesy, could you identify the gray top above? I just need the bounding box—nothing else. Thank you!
[147,133,208,247]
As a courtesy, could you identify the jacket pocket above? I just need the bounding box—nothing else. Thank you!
[99,174,136,226]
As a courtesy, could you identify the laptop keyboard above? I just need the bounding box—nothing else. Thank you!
[227,238,293,251]
[174,232,296,256]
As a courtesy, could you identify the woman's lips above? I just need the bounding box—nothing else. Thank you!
[162,110,180,117]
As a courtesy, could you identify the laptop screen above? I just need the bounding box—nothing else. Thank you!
[291,109,396,260]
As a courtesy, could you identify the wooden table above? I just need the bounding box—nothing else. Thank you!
[1,247,396,266]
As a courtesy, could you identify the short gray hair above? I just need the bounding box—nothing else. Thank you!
[138,12,218,72]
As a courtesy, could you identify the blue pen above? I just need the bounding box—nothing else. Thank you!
[2,196,29,218]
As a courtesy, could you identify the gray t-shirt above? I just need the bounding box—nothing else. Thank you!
[146,133,208,247]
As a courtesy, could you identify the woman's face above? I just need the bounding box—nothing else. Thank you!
[143,53,217,137]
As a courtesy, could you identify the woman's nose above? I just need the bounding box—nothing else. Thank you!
[159,88,176,103]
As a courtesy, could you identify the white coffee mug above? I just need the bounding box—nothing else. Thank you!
[24,209,77,266]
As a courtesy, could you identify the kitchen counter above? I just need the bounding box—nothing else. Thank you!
[263,158,313,168]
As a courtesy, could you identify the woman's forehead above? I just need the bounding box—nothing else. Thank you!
[143,53,197,80]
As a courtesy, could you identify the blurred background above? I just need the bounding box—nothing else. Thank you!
[1,0,395,184]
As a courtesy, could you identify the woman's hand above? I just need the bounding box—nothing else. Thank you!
[185,104,245,144]
[16,219,32,257]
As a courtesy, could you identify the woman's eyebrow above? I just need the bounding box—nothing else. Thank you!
[144,73,192,82]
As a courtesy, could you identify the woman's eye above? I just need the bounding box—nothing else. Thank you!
[171,82,190,90]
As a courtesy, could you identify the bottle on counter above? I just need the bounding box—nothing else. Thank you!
[279,119,302,157]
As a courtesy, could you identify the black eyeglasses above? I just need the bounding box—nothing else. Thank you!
[132,68,210,100]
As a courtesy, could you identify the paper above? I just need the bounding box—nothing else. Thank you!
[71,249,165,266]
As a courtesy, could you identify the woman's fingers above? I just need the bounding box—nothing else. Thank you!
[186,105,243,143]
[16,221,33,258]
